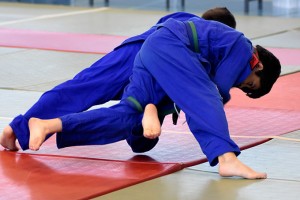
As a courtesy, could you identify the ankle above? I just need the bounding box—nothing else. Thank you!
[218,152,237,164]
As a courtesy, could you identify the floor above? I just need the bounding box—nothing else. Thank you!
[0,1,299,200]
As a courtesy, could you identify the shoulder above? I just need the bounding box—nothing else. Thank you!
[156,12,200,23]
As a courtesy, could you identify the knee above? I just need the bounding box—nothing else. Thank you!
[126,125,159,153]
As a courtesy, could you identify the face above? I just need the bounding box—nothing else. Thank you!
[238,62,263,94]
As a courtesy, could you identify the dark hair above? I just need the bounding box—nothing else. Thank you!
[202,7,236,29]
[247,45,281,98]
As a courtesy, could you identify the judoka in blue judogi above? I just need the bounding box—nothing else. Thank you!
[5,9,237,152]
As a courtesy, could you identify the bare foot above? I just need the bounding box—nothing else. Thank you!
[142,104,161,139]
[218,152,267,179]
[0,125,19,151]
[29,118,48,151]
[28,117,62,151]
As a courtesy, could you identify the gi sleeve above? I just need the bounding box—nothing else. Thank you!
[213,36,253,104]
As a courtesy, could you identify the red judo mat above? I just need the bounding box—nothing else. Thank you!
[0,151,182,200]
[1,72,299,199]
[0,28,128,54]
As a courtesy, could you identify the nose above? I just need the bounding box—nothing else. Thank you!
[248,82,255,88]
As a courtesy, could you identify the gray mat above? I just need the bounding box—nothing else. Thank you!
[99,131,300,200]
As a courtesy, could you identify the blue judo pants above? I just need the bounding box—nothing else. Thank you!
[11,41,160,152]
[56,26,240,166]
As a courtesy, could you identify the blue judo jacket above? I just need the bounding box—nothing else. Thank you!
[120,14,253,103]
[161,17,253,103]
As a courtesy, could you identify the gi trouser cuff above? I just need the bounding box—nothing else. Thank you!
[10,115,30,150]
[204,139,241,166]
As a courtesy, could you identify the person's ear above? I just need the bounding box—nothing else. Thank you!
[255,62,264,71]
